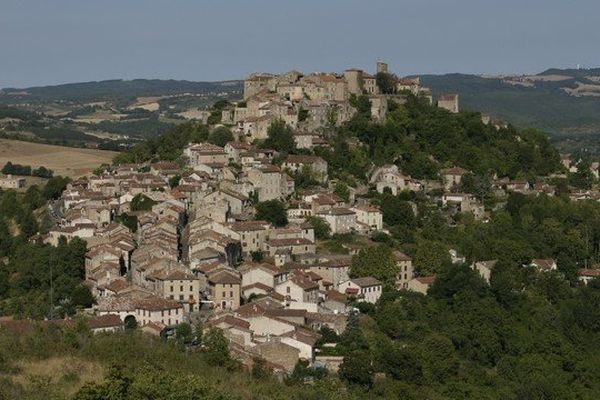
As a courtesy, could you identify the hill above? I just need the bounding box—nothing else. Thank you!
[419,68,600,154]
[0,78,243,104]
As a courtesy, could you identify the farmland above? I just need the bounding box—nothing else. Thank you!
[0,139,117,178]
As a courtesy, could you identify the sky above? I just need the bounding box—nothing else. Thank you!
[1,0,600,88]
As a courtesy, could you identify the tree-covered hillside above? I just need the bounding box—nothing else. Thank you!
[0,79,243,104]
[419,68,600,154]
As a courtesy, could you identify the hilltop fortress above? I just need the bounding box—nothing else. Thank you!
[222,62,457,141]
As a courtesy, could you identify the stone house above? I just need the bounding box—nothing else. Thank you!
[264,238,316,257]
[339,277,382,304]
[472,260,498,283]
[0,175,26,189]
[441,167,468,190]
[438,94,459,113]
[135,296,184,327]
[246,165,283,202]
[407,276,436,295]
[282,155,328,182]
[275,270,320,304]
[394,251,414,289]
[208,270,241,311]
[231,220,271,254]
[352,204,383,231]
[145,268,201,313]
[317,208,356,234]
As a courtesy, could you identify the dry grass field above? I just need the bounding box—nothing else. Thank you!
[9,356,105,398]
[0,139,118,178]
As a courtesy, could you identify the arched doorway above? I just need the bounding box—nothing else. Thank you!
[124,315,137,330]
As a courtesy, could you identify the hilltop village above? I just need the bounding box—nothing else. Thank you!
[6,61,600,377]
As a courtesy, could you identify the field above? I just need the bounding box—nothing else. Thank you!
[6,356,105,398]
[0,139,118,178]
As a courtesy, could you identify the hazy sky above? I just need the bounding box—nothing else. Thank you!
[2,0,600,88]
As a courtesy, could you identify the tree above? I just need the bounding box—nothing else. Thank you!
[263,120,296,153]
[202,328,232,367]
[414,239,451,275]
[333,181,350,202]
[130,194,157,211]
[375,72,398,94]
[168,174,181,189]
[376,340,423,383]
[208,126,234,147]
[339,350,373,388]
[428,263,488,302]
[350,244,398,285]
[251,250,264,262]
[306,216,331,240]
[255,200,287,227]
[251,357,270,379]
[175,322,193,344]
[42,176,71,200]
[419,334,459,383]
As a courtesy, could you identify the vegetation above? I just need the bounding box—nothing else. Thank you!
[0,181,92,319]
[419,68,600,153]
[255,200,288,227]
[2,162,54,178]
[262,119,296,154]
[130,194,157,212]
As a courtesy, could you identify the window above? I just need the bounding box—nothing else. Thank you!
[179,295,184,301]
[287,286,291,294]
[190,286,193,292]
[230,291,233,297]
[180,286,183,292]
[222,291,226,297]
[170,286,173,292]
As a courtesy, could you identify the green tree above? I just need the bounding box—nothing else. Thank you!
[255,200,287,227]
[339,350,373,388]
[375,72,398,94]
[263,120,296,153]
[208,126,234,147]
[350,244,398,285]
[306,216,331,240]
[168,174,181,189]
[175,322,193,344]
[130,194,157,211]
[202,328,232,367]
[333,181,350,202]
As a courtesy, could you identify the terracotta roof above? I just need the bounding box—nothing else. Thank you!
[351,277,382,287]
[531,259,556,270]
[393,251,412,262]
[209,270,241,285]
[206,315,251,330]
[415,276,436,285]
[266,238,314,247]
[578,269,600,278]
[135,296,182,311]
[442,167,468,176]
[88,314,122,329]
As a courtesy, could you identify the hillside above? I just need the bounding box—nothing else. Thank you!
[0,79,243,148]
[0,78,243,104]
[419,68,600,154]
